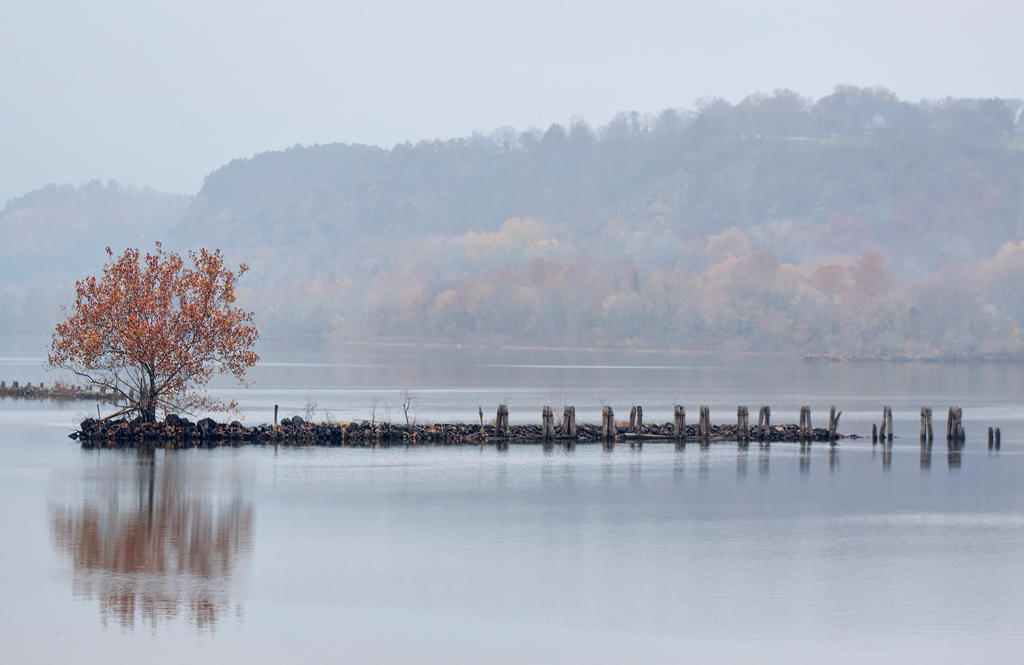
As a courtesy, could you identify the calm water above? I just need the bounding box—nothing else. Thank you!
[1,347,1023,664]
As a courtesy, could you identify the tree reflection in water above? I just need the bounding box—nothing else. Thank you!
[51,451,253,631]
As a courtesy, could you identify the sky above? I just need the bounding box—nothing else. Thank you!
[1,0,1022,204]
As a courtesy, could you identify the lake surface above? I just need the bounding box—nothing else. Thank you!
[1,346,1022,663]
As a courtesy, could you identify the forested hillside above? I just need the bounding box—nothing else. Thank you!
[0,181,190,340]
[166,87,1024,357]
[4,87,1024,357]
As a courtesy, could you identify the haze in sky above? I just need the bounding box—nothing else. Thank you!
[1,0,1021,204]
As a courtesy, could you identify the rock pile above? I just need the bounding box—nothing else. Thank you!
[71,415,847,448]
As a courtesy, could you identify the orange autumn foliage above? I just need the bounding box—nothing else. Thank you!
[49,243,258,421]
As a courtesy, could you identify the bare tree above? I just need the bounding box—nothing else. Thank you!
[369,394,380,426]
[401,390,416,426]
[302,396,318,422]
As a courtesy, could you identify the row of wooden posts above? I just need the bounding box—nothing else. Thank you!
[871,405,995,446]
[489,403,840,441]
[269,402,994,445]
[499,404,983,444]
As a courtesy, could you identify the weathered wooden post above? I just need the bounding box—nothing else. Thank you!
[274,404,279,428]
[828,406,841,441]
[673,405,686,439]
[920,407,932,442]
[628,405,643,433]
[872,423,878,444]
[698,405,710,439]
[541,406,554,439]
[886,406,893,442]
[602,406,615,439]
[946,406,964,442]
[737,406,749,440]
[496,404,509,437]
[757,406,770,440]
[562,406,577,438]
[798,406,811,440]
[988,426,994,449]
[995,427,1001,449]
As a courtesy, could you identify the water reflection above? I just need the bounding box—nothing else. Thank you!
[758,442,770,477]
[50,452,253,631]
[920,442,932,471]
[799,442,811,475]
[736,443,748,480]
[947,441,963,469]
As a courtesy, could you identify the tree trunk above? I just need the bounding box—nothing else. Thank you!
[139,372,158,422]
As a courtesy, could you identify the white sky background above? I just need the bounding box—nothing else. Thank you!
[1,0,1022,204]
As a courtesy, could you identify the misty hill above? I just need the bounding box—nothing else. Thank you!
[5,87,1024,357]
[158,87,1024,357]
[0,181,190,337]
[171,87,1024,280]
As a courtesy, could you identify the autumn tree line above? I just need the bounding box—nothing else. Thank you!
[2,86,1024,358]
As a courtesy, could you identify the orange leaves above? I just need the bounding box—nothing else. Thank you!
[48,244,259,421]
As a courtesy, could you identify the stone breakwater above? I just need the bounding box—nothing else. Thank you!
[71,414,850,448]
[0,379,115,402]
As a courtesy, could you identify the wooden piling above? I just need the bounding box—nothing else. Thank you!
[628,405,643,433]
[496,404,509,437]
[988,426,994,449]
[541,405,554,439]
[698,405,710,439]
[995,427,1001,450]
[885,406,893,442]
[673,405,686,439]
[872,423,878,444]
[920,407,932,442]
[274,404,279,428]
[562,406,577,438]
[602,406,615,439]
[757,406,770,440]
[946,406,964,442]
[737,405,749,440]
[828,405,841,441]
[798,406,811,439]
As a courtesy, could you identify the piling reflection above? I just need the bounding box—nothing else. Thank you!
[920,442,932,471]
[736,443,748,479]
[799,442,811,475]
[947,441,963,469]
[50,452,253,631]
[758,442,770,477]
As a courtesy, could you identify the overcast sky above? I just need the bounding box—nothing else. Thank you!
[1,0,1022,204]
